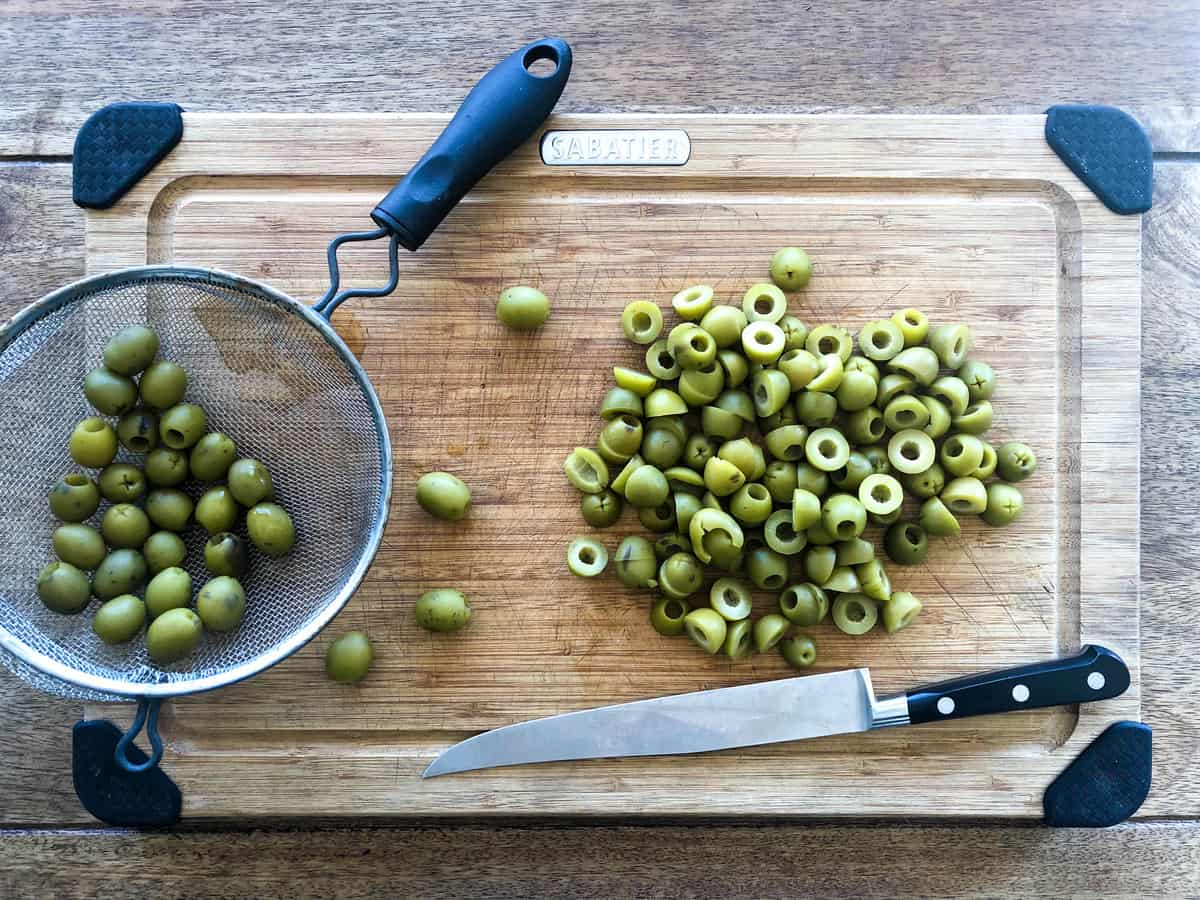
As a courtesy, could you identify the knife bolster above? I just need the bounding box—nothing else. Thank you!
[870,693,911,729]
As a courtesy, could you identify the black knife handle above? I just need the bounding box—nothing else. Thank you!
[906,645,1129,725]
[371,38,571,251]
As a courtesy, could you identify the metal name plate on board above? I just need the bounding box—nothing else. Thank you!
[540,129,691,166]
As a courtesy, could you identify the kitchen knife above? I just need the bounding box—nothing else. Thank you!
[423,644,1128,777]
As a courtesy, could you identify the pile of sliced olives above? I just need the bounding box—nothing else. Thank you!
[563,248,1039,668]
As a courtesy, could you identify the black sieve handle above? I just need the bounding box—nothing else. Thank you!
[370,38,572,251]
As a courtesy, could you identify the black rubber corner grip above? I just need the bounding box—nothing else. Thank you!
[1043,721,1152,827]
[1044,105,1152,215]
[73,719,181,827]
[72,101,184,210]
[372,38,572,251]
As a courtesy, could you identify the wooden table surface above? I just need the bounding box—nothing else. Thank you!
[0,2,1198,896]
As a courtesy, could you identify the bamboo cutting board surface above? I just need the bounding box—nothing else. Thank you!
[84,113,1140,818]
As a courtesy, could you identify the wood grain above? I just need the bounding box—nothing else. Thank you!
[1139,163,1200,816]
[0,0,1198,155]
[55,112,1139,817]
[0,4,1195,889]
[0,164,92,826]
[2,823,1199,899]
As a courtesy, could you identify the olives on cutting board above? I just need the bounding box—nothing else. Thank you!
[557,247,1039,666]
[35,324,299,670]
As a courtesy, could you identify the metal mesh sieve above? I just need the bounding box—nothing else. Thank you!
[0,266,391,702]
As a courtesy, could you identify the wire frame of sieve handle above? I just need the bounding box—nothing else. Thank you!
[311,227,402,319]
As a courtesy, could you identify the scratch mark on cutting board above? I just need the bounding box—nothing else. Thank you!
[927,564,978,629]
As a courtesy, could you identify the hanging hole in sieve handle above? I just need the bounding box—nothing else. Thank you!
[113,697,164,773]
[311,38,572,320]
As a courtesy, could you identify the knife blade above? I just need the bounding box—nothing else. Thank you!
[423,645,1129,778]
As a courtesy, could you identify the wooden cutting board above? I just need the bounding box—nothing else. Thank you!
[84,113,1140,818]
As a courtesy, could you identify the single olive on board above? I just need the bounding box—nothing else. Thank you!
[415,471,472,521]
[496,286,551,330]
[414,588,472,633]
[326,631,374,683]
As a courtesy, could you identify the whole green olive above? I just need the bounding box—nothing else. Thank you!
[204,532,248,577]
[92,549,148,601]
[92,594,147,645]
[102,325,159,375]
[48,473,100,522]
[326,631,374,683]
[145,607,203,665]
[194,485,239,534]
[190,432,237,482]
[138,360,188,409]
[101,503,152,549]
[196,576,246,632]
[69,417,118,468]
[36,561,91,613]
[769,246,812,291]
[97,463,147,503]
[580,489,623,528]
[143,530,187,574]
[996,441,1038,483]
[145,488,194,532]
[246,502,296,556]
[496,285,551,330]
[226,458,274,507]
[144,447,189,487]
[52,523,107,570]
[415,471,471,521]
[83,367,138,416]
[414,588,472,632]
[780,632,818,669]
[158,402,207,450]
[144,566,192,618]
[116,408,159,453]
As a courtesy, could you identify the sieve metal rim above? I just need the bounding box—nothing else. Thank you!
[0,265,393,699]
